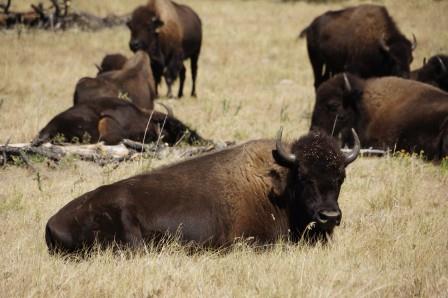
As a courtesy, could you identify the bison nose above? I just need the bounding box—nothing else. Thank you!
[316,210,342,226]
[129,40,141,52]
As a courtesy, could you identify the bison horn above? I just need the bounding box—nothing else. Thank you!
[95,64,103,73]
[157,102,174,117]
[436,56,447,73]
[275,127,297,166]
[380,34,390,53]
[423,57,427,66]
[411,33,417,51]
[344,128,360,166]
[343,73,352,92]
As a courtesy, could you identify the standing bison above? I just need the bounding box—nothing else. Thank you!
[299,4,416,89]
[411,54,448,92]
[127,0,202,98]
[310,73,448,161]
[45,129,360,253]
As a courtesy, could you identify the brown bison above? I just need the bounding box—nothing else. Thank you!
[310,73,448,161]
[299,4,416,89]
[32,97,203,146]
[127,0,202,98]
[96,53,128,75]
[411,55,448,92]
[74,51,156,110]
[45,129,360,253]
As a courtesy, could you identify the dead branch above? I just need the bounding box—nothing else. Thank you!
[0,0,11,14]
[341,148,387,157]
[0,141,229,167]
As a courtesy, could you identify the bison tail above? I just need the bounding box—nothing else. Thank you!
[298,26,308,39]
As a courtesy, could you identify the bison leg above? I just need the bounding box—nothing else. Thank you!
[177,64,186,98]
[190,52,199,97]
[120,208,144,249]
[307,42,325,89]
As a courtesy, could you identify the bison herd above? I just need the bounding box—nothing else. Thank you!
[13,1,446,254]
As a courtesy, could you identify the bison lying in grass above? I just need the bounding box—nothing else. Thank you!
[310,73,448,161]
[32,97,204,146]
[45,128,360,253]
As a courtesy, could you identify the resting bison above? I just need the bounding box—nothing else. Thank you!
[32,97,203,146]
[411,55,448,92]
[299,4,416,89]
[127,0,202,98]
[96,53,128,75]
[74,51,156,110]
[310,73,448,161]
[45,129,360,253]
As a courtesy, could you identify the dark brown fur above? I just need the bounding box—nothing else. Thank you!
[74,51,156,110]
[410,55,448,92]
[45,131,357,253]
[127,0,202,98]
[32,97,204,146]
[300,4,414,89]
[310,73,448,160]
[96,53,128,75]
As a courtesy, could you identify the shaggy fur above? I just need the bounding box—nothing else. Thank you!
[410,54,448,92]
[32,97,203,146]
[300,4,414,89]
[45,131,353,253]
[311,74,448,160]
[75,51,156,110]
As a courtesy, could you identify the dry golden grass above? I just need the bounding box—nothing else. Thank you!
[0,0,447,297]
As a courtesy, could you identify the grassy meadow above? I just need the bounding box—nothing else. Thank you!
[1,0,448,297]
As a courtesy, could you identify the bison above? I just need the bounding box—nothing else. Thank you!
[411,55,448,92]
[310,73,448,161]
[299,4,416,89]
[127,0,202,98]
[45,128,360,253]
[74,51,156,110]
[95,53,128,75]
[32,97,203,146]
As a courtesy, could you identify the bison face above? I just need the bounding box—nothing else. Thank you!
[127,6,164,65]
[380,35,415,78]
[310,73,363,145]
[274,128,360,237]
[420,55,448,91]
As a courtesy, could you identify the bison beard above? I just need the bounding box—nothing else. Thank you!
[45,129,360,254]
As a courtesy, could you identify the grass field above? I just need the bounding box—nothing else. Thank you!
[1,0,448,297]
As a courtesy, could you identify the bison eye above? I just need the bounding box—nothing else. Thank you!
[326,102,340,112]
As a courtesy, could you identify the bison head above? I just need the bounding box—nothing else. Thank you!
[127,6,164,65]
[310,73,364,146]
[417,55,448,92]
[273,128,360,241]
[379,34,416,78]
[96,54,128,75]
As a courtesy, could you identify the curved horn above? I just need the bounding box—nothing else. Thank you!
[344,128,360,166]
[423,57,427,66]
[379,34,390,52]
[343,73,352,92]
[436,56,447,73]
[95,64,103,73]
[157,102,173,117]
[411,33,417,51]
[275,127,297,166]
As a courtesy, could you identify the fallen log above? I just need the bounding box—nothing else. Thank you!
[0,140,230,166]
